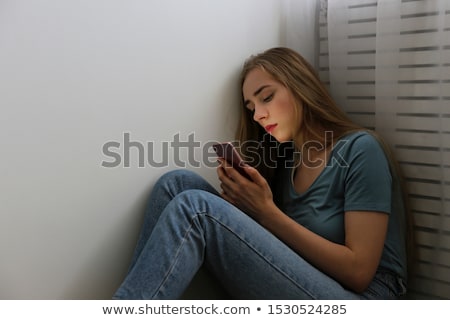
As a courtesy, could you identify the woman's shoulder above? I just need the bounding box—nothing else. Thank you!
[337,130,382,151]
[334,130,388,162]
[338,130,376,143]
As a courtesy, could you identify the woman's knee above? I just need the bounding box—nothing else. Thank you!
[153,169,200,194]
[155,169,217,197]
[159,169,204,186]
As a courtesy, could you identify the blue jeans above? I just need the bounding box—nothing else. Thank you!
[113,169,405,299]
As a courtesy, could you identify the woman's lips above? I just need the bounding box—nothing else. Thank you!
[265,124,277,133]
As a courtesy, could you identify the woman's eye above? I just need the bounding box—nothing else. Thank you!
[263,93,274,102]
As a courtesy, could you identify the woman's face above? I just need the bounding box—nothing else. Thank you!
[242,68,300,142]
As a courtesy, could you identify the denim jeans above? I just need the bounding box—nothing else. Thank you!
[113,169,405,299]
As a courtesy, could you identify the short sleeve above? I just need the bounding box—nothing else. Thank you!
[343,134,392,214]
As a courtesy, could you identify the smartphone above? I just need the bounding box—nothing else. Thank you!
[212,142,250,179]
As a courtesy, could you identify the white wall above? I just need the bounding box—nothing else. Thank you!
[0,0,316,299]
[282,0,319,68]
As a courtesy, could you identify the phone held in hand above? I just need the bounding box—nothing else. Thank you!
[212,142,251,179]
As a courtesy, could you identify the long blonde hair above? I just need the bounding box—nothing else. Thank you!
[236,47,415,279]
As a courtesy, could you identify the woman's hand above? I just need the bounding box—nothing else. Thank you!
[216,159,276,221]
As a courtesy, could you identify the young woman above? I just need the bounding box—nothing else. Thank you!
[113,47,411,299]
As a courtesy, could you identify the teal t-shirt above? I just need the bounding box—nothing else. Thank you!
[272,131,407,282]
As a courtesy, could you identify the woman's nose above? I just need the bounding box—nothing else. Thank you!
[253,104,268,122]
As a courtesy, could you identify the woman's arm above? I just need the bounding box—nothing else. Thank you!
[217,162,388,293]
[261,206,388,293]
